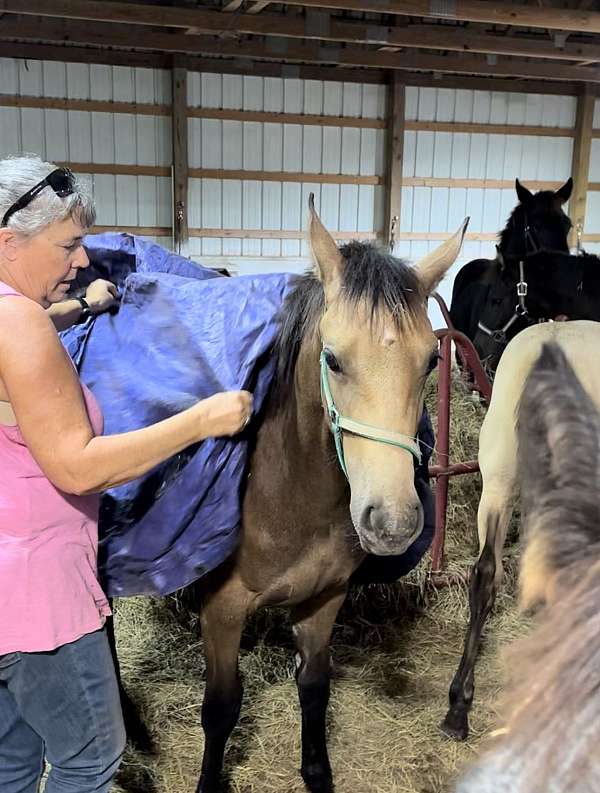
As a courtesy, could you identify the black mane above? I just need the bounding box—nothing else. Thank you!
[273,241,424,398]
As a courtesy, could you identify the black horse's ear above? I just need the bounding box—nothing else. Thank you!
[555,177,573,204]
[515,179,533,204]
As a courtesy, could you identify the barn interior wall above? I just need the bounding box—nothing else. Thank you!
[0,57,589,327]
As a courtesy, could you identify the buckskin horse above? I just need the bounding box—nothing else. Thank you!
[441,320,600,744]
[456,341,600,792]
[189,202,468,793]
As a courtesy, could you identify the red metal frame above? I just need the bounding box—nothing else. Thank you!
[427,293,492,576]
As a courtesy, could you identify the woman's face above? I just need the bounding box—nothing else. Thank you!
[16,217,90,307]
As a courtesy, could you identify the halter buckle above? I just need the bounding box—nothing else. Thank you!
[517,282,527,298]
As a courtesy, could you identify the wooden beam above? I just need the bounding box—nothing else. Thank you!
[384,76,404,252]
[403,71,583,96]
[400,232,498,241]
[61,163,171,177]
[273,0,600,34]
[0,94,170,116]
[7,0,600,37]
[188,169,383,185]
[5,17,600,82]
[93,225,172,236]
[0,101,582,139]
[569,87,595,246]
[188,228,377,239]
[246,1,271,12]
[0,41,386,84]
[403,178,565,189]
[222,0,244,10]
[405,121,574,137]
[8,0,600,65]
[172,64,189,256]
[187,107,386,128]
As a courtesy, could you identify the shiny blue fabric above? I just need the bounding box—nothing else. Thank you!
[61,233,436,597]
[62,234,295,597]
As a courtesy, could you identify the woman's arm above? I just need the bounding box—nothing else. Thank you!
[47,279,119,332]
[0,297,252,496]
[47,297,85,331]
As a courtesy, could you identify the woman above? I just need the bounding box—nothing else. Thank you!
[0,155,252,793]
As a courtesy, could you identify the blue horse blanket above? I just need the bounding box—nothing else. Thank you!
[62,233,435,598]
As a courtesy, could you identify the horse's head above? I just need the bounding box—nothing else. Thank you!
[499,178,573,259]
[472,257,533,374]
[472,247,585,375]
[308,196,467,555]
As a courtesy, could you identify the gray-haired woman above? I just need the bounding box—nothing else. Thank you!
[0,155,252,793]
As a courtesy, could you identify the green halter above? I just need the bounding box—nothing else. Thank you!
[319,351,422,479]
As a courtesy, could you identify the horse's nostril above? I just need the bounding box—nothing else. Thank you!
[361,503,382,531]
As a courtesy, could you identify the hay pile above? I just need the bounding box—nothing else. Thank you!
[113,374,529,793]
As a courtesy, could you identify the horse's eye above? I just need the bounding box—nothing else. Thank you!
[427,353,440,375]
[491,297,503,305]
[324,350,342,374]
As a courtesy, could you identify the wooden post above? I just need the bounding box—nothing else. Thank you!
[384,74,405,253]
[569,86,595,250]
[172,61,189,256]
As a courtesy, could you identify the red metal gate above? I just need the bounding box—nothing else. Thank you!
[427,294,492,577]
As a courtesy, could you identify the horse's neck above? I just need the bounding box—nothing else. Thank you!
[250,331,347,503]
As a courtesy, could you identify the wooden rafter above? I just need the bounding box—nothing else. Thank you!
[247,1,271,13]
[4,17,600,82]
[0,42,386,84]
[3,1,600,64]
[5,0,600,36]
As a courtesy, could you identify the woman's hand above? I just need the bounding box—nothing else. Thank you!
[197,391,254,438]
[85,279,119,314]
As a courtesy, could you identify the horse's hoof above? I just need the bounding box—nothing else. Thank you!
[301,765,334,793]
[440,710,470,741]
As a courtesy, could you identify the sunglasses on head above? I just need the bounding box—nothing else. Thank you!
[1,167,75,228]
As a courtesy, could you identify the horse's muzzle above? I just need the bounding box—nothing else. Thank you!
[356,498,424,556]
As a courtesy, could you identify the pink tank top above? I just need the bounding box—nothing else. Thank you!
[0,282,111,654]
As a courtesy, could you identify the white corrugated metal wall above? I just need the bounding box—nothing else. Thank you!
[0,57,587,327]
[0,58,173,246]
[186,72,386,273]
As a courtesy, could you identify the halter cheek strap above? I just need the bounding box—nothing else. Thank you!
[319,351,422,479]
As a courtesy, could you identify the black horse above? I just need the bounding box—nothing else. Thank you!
[449,178,575,373]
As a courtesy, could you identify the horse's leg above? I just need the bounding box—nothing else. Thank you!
[197,574,251,793]
[291,587,347,793]
[440,483,514,741]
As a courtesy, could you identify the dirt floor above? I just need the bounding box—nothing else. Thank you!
[112,374,530,793]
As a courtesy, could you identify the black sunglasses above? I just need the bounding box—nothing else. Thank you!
[1,168,76,228]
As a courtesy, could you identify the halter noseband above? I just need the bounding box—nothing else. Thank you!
[477,259,531,346]
[319,351,422,479]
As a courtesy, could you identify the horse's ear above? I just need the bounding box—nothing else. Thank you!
[307,193,344,304]
[555,177,573,204]
[414,218,469,294]
[515,179,533,204]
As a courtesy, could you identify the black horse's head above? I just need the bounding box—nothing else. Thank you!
[472,250,596,374]
[471,256,531,373]
[498,178,573,259]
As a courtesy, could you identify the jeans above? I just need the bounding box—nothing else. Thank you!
[0,628,126,793]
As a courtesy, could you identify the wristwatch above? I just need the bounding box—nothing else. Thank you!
[77,296,93,323]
